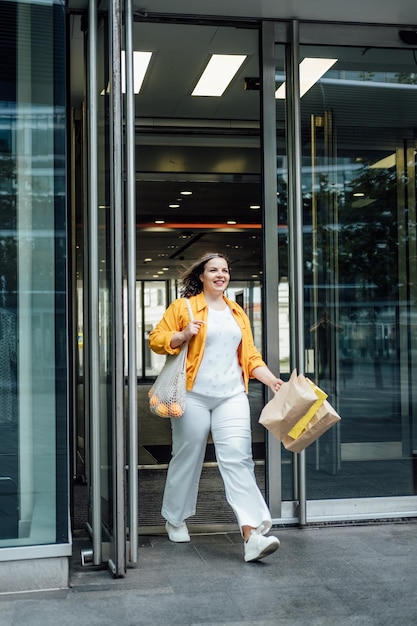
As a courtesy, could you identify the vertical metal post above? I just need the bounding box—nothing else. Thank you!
[406,144,417,459]
[87,0,101,565]
[70,111,77,485]
[109,0,126,575]
[16,2,34,530]
[261,21,282,518]
[286,20,307,525]
[125,0,138,564]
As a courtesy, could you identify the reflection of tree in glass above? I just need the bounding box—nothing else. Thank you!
[395,72,417,85]
[338,164,400,302]
[359,71,375,81]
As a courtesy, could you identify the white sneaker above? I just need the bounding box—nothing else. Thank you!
[165,521,190,543]
[244,530,280,562]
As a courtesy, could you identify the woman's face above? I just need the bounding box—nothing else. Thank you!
[199,256,230,296]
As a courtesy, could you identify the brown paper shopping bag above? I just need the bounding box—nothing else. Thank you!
[286,378,327,439]
[259,369,324,440]
[281,398,341,453]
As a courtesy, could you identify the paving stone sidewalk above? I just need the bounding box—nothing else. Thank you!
[1,522,417,625]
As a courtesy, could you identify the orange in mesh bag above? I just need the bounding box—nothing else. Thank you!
[148,299,192,418]
[148,342,188,418]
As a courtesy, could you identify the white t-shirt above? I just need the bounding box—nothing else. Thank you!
[192,306,245,398]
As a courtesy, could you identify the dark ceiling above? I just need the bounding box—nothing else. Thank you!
[70,14,417,282]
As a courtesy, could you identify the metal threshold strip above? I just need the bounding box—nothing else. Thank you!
[139,523,240,536]
[138,460,265,470]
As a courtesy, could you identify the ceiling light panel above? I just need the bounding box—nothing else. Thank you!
[192,54,247,97]
[121,50,152,94]
[275,57,337,99]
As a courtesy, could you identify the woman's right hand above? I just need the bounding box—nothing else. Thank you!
[170,320,206,348]
[183,320,206,341]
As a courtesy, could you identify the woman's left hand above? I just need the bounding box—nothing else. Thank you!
[251,366,285,394]
[269,378,284,394]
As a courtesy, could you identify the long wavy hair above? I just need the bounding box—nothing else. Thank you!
[179,253,230,298]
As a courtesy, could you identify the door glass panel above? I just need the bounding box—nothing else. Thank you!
[297,45,417,498]
[274,44,293,501]
[74,13,123,568]
[135,21,265,524]
[144,281,168,378]
[86,17,115,546]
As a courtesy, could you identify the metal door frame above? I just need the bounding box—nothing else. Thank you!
[84,0,137,575]
[83,14,417,569]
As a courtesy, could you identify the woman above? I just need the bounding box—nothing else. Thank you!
[148,252,283,562]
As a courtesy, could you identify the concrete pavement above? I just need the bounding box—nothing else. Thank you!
[1,521,417,625]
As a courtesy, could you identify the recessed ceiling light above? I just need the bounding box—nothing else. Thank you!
[227,220,237,225]
[192,54,247,97]
[121,51,152,94]
[275,58,337,99]
[155,220,165,224]
[180,190,192,196]
[144,257,152,262]
[353,193,365,197]
[250,204,261,210]
[169,204,180,208]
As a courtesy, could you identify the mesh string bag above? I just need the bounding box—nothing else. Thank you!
[148,299,193,418]
[148,344,187,417]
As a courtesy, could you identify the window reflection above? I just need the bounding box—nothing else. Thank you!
[300,46,417,498]
[0,0,67,547]
[277,43,417,500]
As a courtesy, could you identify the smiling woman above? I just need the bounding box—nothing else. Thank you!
[148,252,283,561]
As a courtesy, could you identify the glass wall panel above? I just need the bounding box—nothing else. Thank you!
[292,44,417,499]
[0,0,67,547]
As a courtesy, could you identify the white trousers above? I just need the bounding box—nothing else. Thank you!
[161,391,272,535]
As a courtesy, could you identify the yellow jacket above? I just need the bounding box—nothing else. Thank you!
[148,291,266,393]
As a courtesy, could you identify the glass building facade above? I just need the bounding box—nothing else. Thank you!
[1,0,417,591]
[0,0,68,557]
